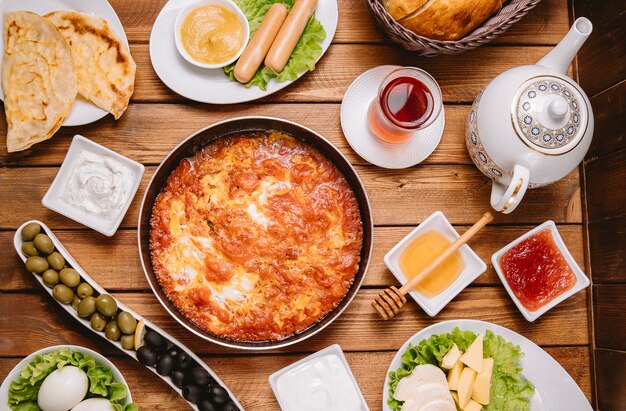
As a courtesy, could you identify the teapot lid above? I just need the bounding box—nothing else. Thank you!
[512,76,588,155]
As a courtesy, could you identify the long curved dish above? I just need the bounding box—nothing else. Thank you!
[13,220,244,411]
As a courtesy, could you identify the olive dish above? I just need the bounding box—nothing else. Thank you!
[14,220,244,411]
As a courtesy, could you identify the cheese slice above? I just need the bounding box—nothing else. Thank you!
[421,399,457,411]
[460,333,484,373]
[457,367,477,408]
[447,357,464,391]
[472,358,494,405]
[442,343,461,370]
[394,364,449,401]
[463,399,482,411]
[450,391,460,408]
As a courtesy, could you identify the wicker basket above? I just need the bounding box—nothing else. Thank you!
[365,0,543,56]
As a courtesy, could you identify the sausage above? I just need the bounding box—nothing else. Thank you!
[264,0,318,73]
[234,3,288,83]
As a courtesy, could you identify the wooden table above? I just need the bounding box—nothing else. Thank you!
[0,0,593,409]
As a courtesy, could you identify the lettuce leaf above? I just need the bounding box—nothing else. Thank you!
[224,0,326,90]
[8,349,136,411]
[388,328,534,411]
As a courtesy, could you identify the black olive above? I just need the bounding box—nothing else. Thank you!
[170,370,186,388]
[198,399,216,411]
[221,402,238,411]
[175,352,193,370]
[167,346,180,358]
[145,330,165,349]
[208,385,229,405]
[137,345,158,366]
[156,354,174,376]
[189,366,210,386]
[182,385,202,403]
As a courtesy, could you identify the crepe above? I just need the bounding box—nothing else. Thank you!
[2,11,77,153]
[45,11,136,119]
[385,0,503,41]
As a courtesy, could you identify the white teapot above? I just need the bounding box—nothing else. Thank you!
[466,18,594,214]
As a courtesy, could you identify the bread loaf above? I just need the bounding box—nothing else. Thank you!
[384,0,503,41]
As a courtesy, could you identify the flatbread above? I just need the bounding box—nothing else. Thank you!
[45,11,136,120]
[2,11,77,153]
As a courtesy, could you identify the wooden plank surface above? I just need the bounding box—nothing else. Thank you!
[587,80,626,160]
[1,225,585,291]
[594,349,626,410]
[589,215,626,283]
[586,149,626,222]
[0,345,592,410]
[593,285,626,350]
[108,0,569,45]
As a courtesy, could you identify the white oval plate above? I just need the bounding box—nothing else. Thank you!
[0,0,129,126]
[0,345,132,408]
[149,0,338,104]
[382,320,592,411]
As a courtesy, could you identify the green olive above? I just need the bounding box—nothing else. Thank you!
[42,269,59,287]
[47,252,65,271]
[25,256,49,273]
[77,296,97,318]
[71,295,82,310]
[52,284,74,304]
[21,223,41,241]
[59,268,80,288]
[90,312,107,332]
[120,334,134,350]
[33,234,54,255]
[117,311,137,335]
[21,242,39,257]
[96,294,118,317]
[105,321,121,341]
[77,283,94,299]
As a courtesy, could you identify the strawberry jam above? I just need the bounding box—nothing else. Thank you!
[499,228,576,312]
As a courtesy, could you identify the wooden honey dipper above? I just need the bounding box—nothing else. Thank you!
[372,212,494,320]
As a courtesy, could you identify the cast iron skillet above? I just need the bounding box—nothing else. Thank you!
[138,117,373,350]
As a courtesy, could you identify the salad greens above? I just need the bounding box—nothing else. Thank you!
[8,349,138,411]
[224,0,326,90]
[388,328,535,411]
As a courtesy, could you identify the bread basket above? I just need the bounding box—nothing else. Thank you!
[365,0,543,56]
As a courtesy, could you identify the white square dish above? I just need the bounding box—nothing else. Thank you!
[268,344,369,411]
[384,211,487,317]
[492,220,590,322]
[42,135,144,236]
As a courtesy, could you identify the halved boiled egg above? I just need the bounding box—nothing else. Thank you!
[71,398,115,411]
[37,366,88,411]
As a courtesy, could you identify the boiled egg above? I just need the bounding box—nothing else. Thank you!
[71,398,115,411]
[37,366,88,411]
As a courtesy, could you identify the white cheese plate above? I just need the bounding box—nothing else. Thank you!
[382,320,592,411]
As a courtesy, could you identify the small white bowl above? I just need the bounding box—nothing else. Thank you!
[492,220,590,322]
[42,135,144,237]
[174,0,250,69]
[0,345,132,407]
[384,211,487,317]
[269,344,369,411]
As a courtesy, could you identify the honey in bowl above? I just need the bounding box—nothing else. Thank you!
[180,5,244,65]
[399,230,464,297]
[499,228,576,312]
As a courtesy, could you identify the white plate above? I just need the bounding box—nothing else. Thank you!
[0,0,129,126]
[0,345,133,408]
[42,135,144,237]
[382,319,592,411]
[149,0,338,104]
[340,65,445,169]
[384,211,487,317]
[492,221,590,322]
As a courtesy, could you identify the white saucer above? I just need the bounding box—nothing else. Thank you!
[340,65,445,169]
[149,0,338,104]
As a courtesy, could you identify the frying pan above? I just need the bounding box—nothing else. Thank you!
[138,117,373,350]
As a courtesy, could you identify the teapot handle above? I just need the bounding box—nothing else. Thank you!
[490,165,530,214]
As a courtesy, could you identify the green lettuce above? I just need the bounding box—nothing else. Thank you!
[388,328,535,411]
[8,349,137,411]
[224,0,326,90]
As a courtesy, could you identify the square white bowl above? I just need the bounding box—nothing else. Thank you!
[268,344,369,411]
[42,135,144,237]
[384,211,487,317]
[492,220,590,322]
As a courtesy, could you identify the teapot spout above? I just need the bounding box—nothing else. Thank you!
[537,17,592,74]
